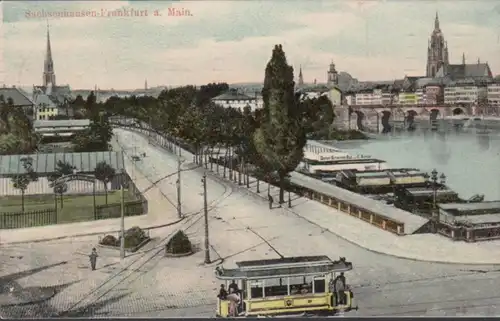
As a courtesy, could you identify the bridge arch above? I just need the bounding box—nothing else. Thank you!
[452,107,465,115]
[405,110,418,131]
[380,110,392,133]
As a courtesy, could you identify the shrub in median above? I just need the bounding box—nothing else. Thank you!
[166,230,192,254]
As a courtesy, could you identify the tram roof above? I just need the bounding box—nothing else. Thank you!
[215,256,352,280]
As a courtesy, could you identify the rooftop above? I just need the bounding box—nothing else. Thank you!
[290,171,429,234]
[439,201,500,212]
[405,187,457,196]
[212,90,254,101]
[215,256,352,280]
[0,87,34,107]
[0,151,125,176]
[34,119,91,128]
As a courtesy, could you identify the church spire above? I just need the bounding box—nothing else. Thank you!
[434,11,440,30]
[43,21,56,87]
[298,65,304,86]
[462,53,466,65]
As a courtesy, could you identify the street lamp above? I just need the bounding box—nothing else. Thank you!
[201,173,210,264]
[425,169,446,230]
[119,169,126,259]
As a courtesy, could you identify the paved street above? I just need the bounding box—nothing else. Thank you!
[2,128,500,317]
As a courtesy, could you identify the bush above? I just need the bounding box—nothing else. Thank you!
[100,226,149,249]
[122,226,148,249]
[166,230,192,254]
[100,235,118,246]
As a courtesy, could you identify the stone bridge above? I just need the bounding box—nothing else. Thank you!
[334,105,477,132]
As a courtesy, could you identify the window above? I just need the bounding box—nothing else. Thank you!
[313,277,326,293]
[250,280,264,298]
[263,278,288,297]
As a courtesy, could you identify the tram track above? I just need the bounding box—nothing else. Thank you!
[56,130,237,317]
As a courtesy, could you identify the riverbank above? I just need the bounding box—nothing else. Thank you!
[308,129,369,141]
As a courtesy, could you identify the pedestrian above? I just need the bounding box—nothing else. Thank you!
[89,248,98,271]
[268,194,274,209]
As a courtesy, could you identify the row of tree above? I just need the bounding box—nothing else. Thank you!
[11,159,117,212]
[111,45,335,203]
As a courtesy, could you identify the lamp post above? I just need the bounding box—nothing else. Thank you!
[120,169,126,259]
[425,169,446,231]
[201,173,211,264]
[176,158,184,219]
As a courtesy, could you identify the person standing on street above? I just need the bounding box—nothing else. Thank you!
[89,248,98,271]
[268,194,274,209]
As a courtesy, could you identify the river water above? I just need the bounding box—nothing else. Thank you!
[324,128,500,201]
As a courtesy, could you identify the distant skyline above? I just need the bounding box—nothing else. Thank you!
[3,1,500,89]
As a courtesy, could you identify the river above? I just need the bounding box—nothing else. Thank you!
[322,129,500,201]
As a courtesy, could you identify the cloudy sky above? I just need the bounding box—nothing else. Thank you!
[2,0,500,89]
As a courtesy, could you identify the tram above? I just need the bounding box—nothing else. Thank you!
[214,256,357,317]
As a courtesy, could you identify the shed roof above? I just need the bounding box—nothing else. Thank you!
[34,119,90,128]
[0,151,125,175]
[290,172,429,234]
[439,201,500,212]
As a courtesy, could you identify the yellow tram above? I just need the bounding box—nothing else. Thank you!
[214,256,357,317]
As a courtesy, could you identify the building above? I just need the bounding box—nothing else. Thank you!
[424,84,443,104]
[212,89,261,111]
[0,86,35,118]
[487,83,500,108]
[33,24,74,120]
[436,55,493,81]
[34,119,90,139]
[398,92,418,105]
[444,80,487,106]
[326,60,339,87]
[426,12,450,78]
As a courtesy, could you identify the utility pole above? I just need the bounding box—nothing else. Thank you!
[202,173,211,264]
[120,180,125,259]
[176,158,182,218]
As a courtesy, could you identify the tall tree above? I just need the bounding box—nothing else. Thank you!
[253,44,306,203]
[11,157,38,212]
[94,161,116,204]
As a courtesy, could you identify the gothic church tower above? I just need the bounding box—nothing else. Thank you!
[426,12,449,77]
[43,23,56,87]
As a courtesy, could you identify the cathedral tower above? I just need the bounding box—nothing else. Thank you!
[327,60,338,86]
[43,23,56,87]
[426,12,449,77]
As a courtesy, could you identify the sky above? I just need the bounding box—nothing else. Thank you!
[2,0,500,90]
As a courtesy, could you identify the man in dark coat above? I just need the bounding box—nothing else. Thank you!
[89,248,98,271]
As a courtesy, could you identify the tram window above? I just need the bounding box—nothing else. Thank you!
[314,277,326,293]
[250,281,263,298]
[289,276,313,294]
[263,278,288,297]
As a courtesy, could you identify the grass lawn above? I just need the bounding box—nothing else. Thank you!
[0,191,138,224]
